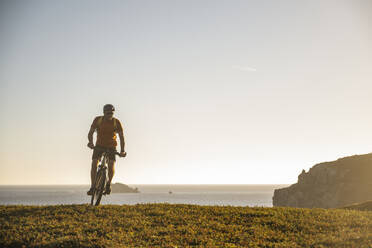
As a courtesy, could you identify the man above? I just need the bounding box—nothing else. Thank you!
[87,104,126,195]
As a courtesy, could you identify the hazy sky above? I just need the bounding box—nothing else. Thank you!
[0,0,371,185]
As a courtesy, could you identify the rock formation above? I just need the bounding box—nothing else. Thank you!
[111,183,139,193]
[273,153,372,208]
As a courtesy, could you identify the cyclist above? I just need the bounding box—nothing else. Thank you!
[87,104,126,195]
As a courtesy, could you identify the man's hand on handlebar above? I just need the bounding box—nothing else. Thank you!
[119,151,127,157]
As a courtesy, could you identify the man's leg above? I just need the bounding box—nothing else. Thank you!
[90,159,99,187]
[107,159,115,185]
[105,159,115,194]
[87,159,99,195]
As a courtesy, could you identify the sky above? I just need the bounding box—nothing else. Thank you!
[0,0,371,185]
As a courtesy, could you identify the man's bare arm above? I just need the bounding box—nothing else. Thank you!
[118,130,125,152]
[88,126,95,145]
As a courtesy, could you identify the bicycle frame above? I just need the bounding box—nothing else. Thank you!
[98,153,109,188]
[98,153,109,174]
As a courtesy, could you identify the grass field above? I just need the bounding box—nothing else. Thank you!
[1,204,371,247]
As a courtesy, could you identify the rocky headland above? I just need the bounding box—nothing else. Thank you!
[273,153,372,208]
[111,183,139,193]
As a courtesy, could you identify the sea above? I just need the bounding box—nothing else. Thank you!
[0,184,289,207]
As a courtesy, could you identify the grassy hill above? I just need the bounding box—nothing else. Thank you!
[343,200,372,211]
[1,204,371,247]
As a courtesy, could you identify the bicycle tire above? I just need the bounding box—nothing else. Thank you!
[90,171,100,206]
[90,169,105,206]
[90,190,95,206]
[94,170,106,206]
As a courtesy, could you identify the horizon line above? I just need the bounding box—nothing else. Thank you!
[0,183,291,186]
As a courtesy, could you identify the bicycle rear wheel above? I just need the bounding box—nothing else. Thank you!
[90,170,106,206]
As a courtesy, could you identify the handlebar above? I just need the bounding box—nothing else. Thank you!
[90,145,126,157]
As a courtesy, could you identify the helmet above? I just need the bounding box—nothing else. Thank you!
[103,104,115,113]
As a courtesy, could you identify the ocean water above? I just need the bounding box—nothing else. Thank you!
[0,184,289,207]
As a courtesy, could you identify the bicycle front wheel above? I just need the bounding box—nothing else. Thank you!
[91,170,106,206]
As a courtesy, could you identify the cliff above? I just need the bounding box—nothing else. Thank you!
[273,153,372,208]
[111,183,139,193]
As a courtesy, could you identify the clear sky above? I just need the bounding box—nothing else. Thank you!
[0,0,371,185]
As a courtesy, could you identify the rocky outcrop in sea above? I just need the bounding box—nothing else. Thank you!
[111,183,139,193]
[273,153,372,208]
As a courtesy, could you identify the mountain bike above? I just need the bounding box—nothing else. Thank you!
[90,147,122,206]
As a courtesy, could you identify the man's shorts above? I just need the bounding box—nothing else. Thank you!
[92,146,117,162]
